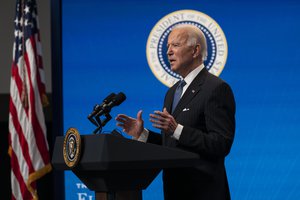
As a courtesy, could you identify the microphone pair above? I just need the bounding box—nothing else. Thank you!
[88,92,126,129]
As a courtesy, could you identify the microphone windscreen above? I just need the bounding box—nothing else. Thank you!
[114,92,126,106]
[103,93,116,103]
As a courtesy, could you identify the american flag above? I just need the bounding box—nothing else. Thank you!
[9,0,52,199]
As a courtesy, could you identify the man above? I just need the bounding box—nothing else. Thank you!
[116,24,235,200]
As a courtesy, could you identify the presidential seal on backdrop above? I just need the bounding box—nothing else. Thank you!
[63,127,81,168]
[146,10,228,87]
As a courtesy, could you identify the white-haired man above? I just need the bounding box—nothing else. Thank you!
[116,24,235,200]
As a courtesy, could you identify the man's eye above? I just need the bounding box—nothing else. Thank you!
[167,43,180,48]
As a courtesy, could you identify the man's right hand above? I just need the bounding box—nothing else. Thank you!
[115,110,144,139]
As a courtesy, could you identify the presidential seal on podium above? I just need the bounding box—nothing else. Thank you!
[63,127,81,168]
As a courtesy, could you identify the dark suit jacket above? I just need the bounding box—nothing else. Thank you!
[147,69,236,200]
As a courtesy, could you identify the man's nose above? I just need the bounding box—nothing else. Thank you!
[167,46,173,55]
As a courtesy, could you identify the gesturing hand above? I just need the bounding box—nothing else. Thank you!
[150,108,178,134]
[116,110,144,138]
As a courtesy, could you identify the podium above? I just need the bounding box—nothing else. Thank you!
[51,133,203,200]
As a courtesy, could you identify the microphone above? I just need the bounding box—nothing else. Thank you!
[95,92,126,117]
[88,93,116,119]
[88,92,126,133]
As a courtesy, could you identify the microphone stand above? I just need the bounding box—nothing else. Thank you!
[92,113,112,134]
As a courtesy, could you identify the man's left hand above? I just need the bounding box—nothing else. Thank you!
[150,108,178,134]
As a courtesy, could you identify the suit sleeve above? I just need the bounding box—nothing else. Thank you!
[178,82,236,157]
[147,130,162,145]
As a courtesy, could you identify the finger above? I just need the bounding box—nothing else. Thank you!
[116,123,125,129]
[154,110,169,118]
[137,110,143,120]
[116,114,131,120]
[149,113,164,121]
[149,118,164,125]
[154,124,169,132]
[116,123,131,133]
[152,123,163,129]
[163,107,169,114]
[117,122,131,128]
[150,118,169,130]
[116,117,130,124]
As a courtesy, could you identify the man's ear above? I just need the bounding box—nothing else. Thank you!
[193,44,201,58]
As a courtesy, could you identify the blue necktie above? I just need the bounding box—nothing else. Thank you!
[172,80,186,113]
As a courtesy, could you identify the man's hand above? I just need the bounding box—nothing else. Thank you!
[150,108,178,134]
[116,110,144,138]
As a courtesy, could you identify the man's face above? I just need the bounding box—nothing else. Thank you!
[167,29,194,76]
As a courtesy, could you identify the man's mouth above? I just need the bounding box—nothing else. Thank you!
[169,59,176,65]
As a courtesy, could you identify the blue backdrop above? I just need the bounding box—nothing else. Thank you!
[62,0,300,199]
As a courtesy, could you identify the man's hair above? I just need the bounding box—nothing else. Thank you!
[172,24,208,61]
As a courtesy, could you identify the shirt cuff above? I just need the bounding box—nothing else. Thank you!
[133,128,149,143]
[172,124,183,140]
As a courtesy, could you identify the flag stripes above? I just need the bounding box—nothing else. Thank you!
[9,0,52,199]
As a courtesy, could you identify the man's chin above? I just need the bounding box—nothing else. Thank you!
[170,66,177,72]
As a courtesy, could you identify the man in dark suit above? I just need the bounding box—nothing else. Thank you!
[116,24,235,200]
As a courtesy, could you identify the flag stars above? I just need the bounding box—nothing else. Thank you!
[24,6,30,14]
[14,29,23,40]
[18,31,23,39]
[25,19,33,27]
[14,30,19,37]
[18,44,22,52]
[14,18,20,26]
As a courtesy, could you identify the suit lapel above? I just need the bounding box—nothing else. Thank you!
[172,69,208,118]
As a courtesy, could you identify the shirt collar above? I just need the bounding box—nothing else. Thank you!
[183,64,205,86]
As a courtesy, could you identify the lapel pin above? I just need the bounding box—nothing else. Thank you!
[192,90,195,93]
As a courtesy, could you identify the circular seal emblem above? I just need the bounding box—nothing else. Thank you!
[146,10,228,87]
[63,127,81,168]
